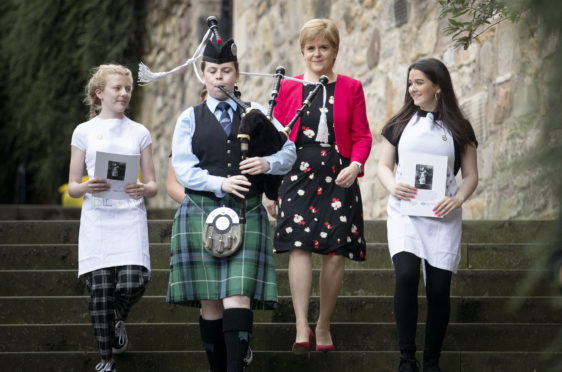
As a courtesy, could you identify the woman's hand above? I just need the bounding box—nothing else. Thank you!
[433,195,463,218]
[222,175,251,198]
[240,157,270,175]
[85,178,110,195]
[124,182,146,200]
[390,182,417,201]
[433,143,478,218]
[335,164,360,188]
[264,198,278,218]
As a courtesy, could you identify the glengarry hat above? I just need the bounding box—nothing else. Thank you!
[202,39,238,64]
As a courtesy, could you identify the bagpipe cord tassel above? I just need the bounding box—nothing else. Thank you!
[137,29,212,85]
[315,86,329,143]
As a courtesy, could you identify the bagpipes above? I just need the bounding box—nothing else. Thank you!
[137,16,329,222]
[217,83,285,221]
[281,74,329,137]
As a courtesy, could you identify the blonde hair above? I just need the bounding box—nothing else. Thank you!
[83,64,133,119]
[299,18,340,52]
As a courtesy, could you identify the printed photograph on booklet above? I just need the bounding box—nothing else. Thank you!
[94,151,140,199]
[400,152,447,217]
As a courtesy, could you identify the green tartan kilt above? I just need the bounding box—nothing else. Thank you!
[167,192,278,310]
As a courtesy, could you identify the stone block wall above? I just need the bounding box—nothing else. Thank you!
[140,0,559,219]
[137,0,222,208]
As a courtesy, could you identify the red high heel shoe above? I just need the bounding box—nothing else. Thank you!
[315,332,335,352]
[292,329,315,355]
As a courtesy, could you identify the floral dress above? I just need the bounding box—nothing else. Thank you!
[273,82,366,261]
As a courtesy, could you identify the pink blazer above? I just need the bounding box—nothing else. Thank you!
[273,74,372,176]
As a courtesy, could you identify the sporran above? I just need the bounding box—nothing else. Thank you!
[203,207,244,257]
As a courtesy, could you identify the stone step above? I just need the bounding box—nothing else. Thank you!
[1,323,560,353]
[0,206,558,243]
[0,219,557,245]
[2,296,560,324]
[0,205,178,220]
[0,242,548,270]
[0,269,554,297]
[1,351,559,372]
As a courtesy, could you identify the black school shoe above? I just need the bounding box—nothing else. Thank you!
[423,363,442,372]
[398,355,420,372]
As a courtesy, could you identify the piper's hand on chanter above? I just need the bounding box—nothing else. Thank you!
[390,182,417,201]
[222,175,251,198]
[124,183,146,200]
[433,195,463,218]
[335,165,360,188]
[85,178,110,194]
[240,157,270,175]
[264,198,278,218]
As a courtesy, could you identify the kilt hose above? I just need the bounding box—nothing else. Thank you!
[83,265,150,360]
[167,193,278,310]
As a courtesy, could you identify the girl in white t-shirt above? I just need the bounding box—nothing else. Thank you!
[68,64,157,372]
[378,58,478,372]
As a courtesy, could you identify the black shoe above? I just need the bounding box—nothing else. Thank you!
[423,363,442,372]
[112,320,128,354]
[398,355,420,372]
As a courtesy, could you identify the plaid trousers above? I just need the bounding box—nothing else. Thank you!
[84,265,150,360]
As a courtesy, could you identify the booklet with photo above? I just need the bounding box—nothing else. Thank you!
[400,152,448,217]
[94,151,140,199]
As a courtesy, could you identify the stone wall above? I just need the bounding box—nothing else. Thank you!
[140,0,559,219]
[138,0,222,207]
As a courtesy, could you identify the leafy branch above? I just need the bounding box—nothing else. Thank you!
[438,0,525,49]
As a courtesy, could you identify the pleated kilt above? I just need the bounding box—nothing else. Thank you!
[167,192,278,310]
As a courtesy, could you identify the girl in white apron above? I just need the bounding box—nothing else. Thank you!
[68,64,158,372]
[378,58,478,372]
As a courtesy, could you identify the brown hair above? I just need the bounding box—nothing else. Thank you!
[83,64,133,119]
[200,61,240,74]
[299,18,340,52]
[383,58,475,151]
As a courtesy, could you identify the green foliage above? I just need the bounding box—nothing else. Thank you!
[0,0,147,203]
[438,0,524,49]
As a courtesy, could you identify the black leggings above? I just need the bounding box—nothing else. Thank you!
[392,251,452,361]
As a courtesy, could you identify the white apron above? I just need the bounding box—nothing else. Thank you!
[73,117,151,276]
[387,113,462,273]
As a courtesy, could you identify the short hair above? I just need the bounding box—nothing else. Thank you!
[299,18,340,51]
[84,64,132,119]
[200,60,240,73]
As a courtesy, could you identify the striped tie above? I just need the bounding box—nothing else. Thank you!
[216,101,232,135]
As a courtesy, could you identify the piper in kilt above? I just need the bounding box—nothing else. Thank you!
[168,39,296,372]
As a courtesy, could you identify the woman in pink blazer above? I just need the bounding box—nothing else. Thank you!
[272,18,372,355]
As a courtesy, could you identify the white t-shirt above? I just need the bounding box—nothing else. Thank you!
[71,116,152,276]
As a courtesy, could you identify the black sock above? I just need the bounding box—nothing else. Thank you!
[199,317,227,372]
[223,308,253,372]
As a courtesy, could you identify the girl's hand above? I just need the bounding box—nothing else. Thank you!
[222,175,251,198]
[391,182,417,200]
[335,165,360,188]
[433,195,463,218]
[124,183,146,200]
[86,178,110,194]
